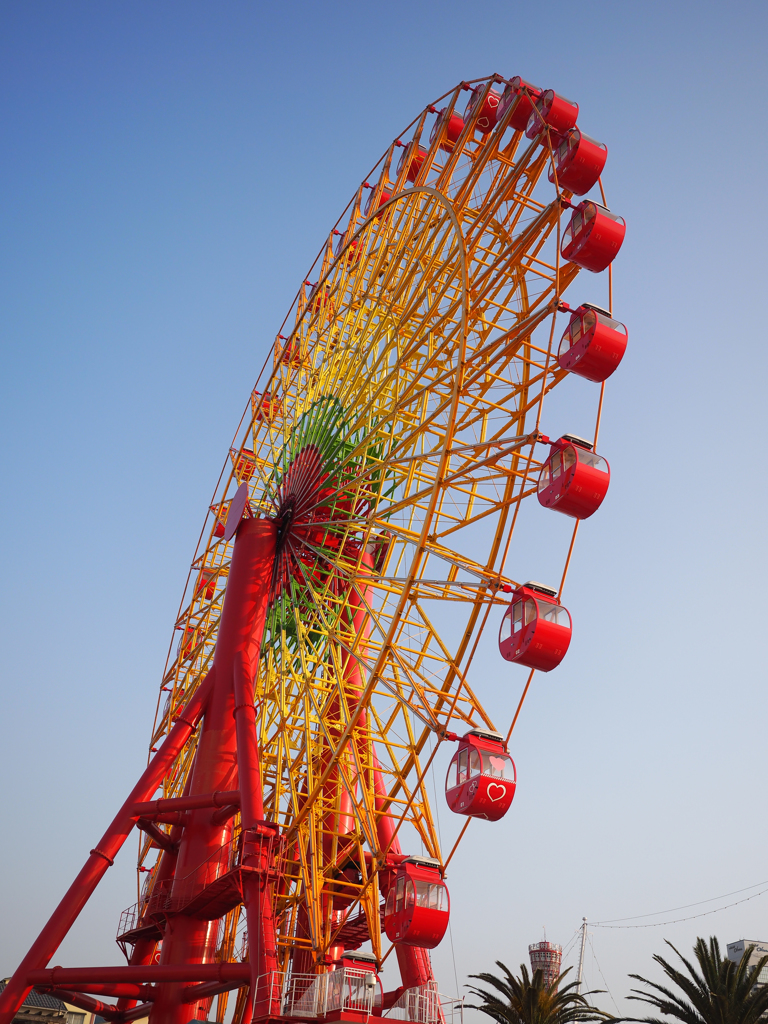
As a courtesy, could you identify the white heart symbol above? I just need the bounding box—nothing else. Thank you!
[486,782,507,803]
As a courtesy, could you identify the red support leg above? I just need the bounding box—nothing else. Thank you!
[0,517,279,1024]
[0,671,215,1024]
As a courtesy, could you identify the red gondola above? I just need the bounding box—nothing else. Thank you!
[430,107,464,151]
[445,729,516,821]
[397,141,427,183]
[497,76,542,131]
[561,201,626,273]
[548,128,607,195]
[335,230,361,265]
[195,567,217,601]
[364,184,392,218]
[338,951,383,1010]
[558,303,627,382]
[309,282,334,316]
[537,434,610,519]
[499,582,572,672]
[526,89,579,141]
[464,85,502,134]
[280,338,303,366]
[383,856,449,949]
[233,449,256,482]
[252,390,283,423]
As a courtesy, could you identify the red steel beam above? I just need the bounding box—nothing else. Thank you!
[181,979,246,1003]
[43,984,151,998]
[132,790,240,817]
[28,965,251,986]
[210,803,239,826]
[121,1002,154,1023]
[138,811,189,826]
[36,989,120,1020]
[136,818,178,854]
[0,669,216,1024]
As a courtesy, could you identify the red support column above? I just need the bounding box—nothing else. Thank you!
[336,552,434,992]
[230,519,281,1017]
[116,814,185,1018]
[152,518,276,1024]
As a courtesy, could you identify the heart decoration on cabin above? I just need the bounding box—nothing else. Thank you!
[486,782,507,803]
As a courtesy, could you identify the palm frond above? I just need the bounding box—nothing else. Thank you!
[625,937,768,1024]
[467,960,612,1024]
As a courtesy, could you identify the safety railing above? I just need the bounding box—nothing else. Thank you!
[384,983,463,1024]
[280,967,379,1017]
[117,835,241,940]
[116,904,140,939]
[108,947,458,1024]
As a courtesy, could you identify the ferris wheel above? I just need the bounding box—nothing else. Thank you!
[0,74,626,1024]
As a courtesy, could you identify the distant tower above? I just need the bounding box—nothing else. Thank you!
[529,941,563,988]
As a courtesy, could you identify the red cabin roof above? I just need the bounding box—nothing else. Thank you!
[335,229,361,265]
[464,85,502,134]
[537,435,610,520]
[558,304,627,382]
[526,89,579,141]
[498,77,542,131]
[561,201,626,273]
[383,856,449,949]
[364,182,392,218]
[341,950,379,971]
[445,729,517,821]
[548,128,607,196]
[499,583,572,672]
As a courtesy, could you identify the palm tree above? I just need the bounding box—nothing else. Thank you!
[467,961,612,1024]
[626,936,768,1024]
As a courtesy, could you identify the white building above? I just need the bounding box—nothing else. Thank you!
[726,940,768,985]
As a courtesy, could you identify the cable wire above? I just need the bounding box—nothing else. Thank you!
[591,879,768,929]
[588,935,620,1016]
[429,734,461,999]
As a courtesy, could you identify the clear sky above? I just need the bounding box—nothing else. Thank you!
[1,0,767,1016]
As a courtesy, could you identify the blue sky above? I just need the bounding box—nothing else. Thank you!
[1,0,768,1014]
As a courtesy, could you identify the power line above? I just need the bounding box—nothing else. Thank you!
[591,884,768,930]
[592,878,768,925]
[588,934,620,1016]
[560,926,583,963]
[569,883,768,1018]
